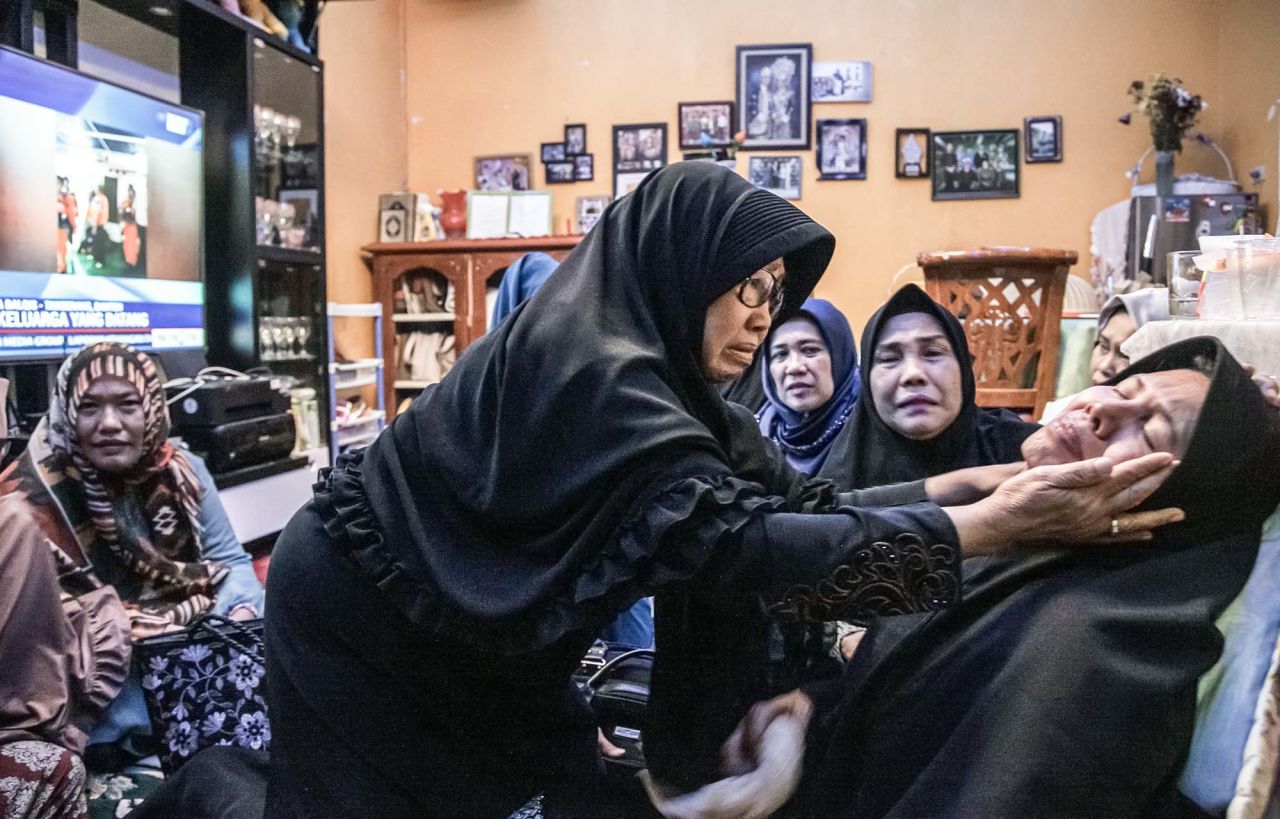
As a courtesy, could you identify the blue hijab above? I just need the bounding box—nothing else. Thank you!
[756,298,859,475]
[488,252,560,330]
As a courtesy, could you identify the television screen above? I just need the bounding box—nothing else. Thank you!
[0,46,204,361]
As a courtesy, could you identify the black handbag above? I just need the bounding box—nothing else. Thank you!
[133,613,270,774]
[579,645,654,777]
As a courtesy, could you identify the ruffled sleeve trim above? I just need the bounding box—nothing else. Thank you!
[62,585,131,750]
[314,450,779,654]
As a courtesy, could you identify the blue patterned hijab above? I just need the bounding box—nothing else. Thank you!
[756,298,859,475]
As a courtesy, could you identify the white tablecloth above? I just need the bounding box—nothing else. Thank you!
[1123,319,1280,376]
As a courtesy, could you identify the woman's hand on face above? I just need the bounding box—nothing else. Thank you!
[949,453,1184,556]
[924,462,1025,507]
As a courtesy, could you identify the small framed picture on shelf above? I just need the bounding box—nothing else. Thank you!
[736,43,812,150]
[812,61,873,103]
[541,142,567,163]
[931,130,1019,200]
[279,187,319,225]
[546,161,576,184]
[614,170,651,200]
[677,101,735,149]
[564,123,587,155]
[613,123,668,173]
[1024,115,1062,163]
[474,154,531,191]
[816,118,866,180]
[895,128,930,178]
[748,156,802,200]
[576,194,611,234]
[573,154,594,181]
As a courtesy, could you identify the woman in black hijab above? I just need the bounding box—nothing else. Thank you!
[819,283,1036,491]
[262,163,1177,818]
[797,337,1280,818]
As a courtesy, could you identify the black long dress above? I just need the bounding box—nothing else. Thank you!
[799,337,1280,818]
[263,163,965,818]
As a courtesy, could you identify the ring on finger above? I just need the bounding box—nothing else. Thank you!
[1110,518,1121,536]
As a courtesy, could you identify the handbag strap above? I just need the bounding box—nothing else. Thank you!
[189,613,265,668]
[585,648,654,692]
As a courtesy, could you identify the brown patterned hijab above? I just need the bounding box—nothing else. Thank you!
[46,342,225,597]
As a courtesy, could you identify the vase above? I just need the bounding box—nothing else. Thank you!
[438,190,467,239]
[1155,150,1175,198]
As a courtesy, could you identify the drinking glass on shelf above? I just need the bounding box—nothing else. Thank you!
[1234,239,1280,320]
[1167,251,1204,319]
[295,318,311,354]
[269,318,287,360]
[259,317,276,360]
[282,319,298,358]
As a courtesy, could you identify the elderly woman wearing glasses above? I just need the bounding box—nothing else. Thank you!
[263,162,1182,818]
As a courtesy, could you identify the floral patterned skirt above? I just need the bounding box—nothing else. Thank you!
[0,742,86,819]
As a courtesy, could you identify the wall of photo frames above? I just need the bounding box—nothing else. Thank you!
[323,0,1273,334]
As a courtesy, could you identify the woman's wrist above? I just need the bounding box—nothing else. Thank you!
[942,498,1009,558]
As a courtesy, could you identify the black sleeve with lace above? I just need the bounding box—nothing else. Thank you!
[695,499,961,622]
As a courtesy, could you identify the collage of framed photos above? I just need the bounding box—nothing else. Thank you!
[473,44,1065,225]
[540,123,593,185]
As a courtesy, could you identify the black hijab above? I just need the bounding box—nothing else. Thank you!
[339,162,835,653]
[818,284,1035,489]
[802,337,1280,818]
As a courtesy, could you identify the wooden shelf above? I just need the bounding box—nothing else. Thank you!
[257,246,324,267]
[392,312,455,323]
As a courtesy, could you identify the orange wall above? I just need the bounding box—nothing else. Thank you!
[1219,0,1280,234]
[324,0,1279,339]
[322,0,407,360]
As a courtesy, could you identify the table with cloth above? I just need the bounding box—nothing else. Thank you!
[1124,319,1280,379]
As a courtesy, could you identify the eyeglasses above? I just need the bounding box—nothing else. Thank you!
[736,269,785,316]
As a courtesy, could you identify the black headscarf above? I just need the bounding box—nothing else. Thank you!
[802,337,1280,818]
[338,162,834,652]
[817,284,1035,489]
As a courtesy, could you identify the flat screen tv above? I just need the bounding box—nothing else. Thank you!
[0,45,205,362]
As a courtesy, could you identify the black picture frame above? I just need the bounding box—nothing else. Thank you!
[541,142,567,163]
[1024,115,1063,163]
[573,154,594,182]
[815,118,867,180]
[677,100,736,149]
[735,43,812,150]
[545,161,576,184]
[930,130,1020,201]
[895,128,930,179]
[747,156,802,200]
[612,122,668,196]
[564,123,587,156]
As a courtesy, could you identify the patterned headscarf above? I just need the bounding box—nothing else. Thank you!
[48,342,221,595]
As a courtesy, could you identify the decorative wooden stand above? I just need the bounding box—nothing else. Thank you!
[362,236,582,419]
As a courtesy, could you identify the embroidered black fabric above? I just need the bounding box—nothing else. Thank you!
[766,533,959,621]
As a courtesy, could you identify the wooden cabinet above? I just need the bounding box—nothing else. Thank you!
[363,236,581,419]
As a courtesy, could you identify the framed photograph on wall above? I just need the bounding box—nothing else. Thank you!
[576,194,611,234]
[678,101,735,149]
[474,154,531,191]
[812,61,873,102]
[931,130,1019,200]
[1024,115,1062,163]
[816,118,866,180]
[614,170,650,200]
[736,43,812,150]
[564,123,587,156]
[747,156,802,200]
[573,154,594,181]
[545,161,576,184]
[613,123,667,172]
[541,142,567,163]
[895,128,930,178]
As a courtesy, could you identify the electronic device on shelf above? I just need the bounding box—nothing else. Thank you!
[166,369,298,481]
[166,377,290,427]
[177,413,296,474]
